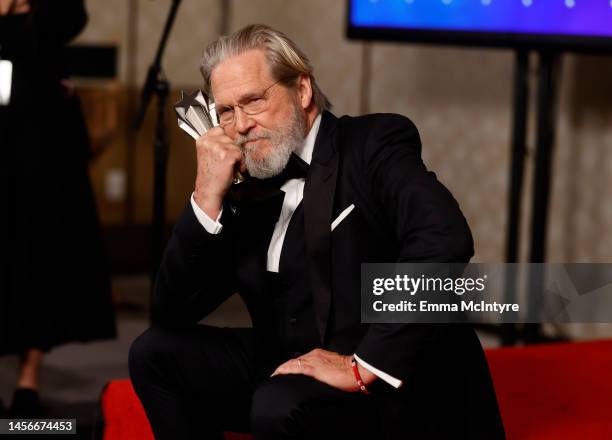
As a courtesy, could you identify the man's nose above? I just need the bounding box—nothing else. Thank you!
[234,107,256,134]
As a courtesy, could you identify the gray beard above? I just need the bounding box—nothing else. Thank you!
[234,105,306,179]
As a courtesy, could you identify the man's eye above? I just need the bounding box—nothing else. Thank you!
[245,98,266,111]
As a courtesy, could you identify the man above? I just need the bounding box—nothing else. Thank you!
[129,24,505,439]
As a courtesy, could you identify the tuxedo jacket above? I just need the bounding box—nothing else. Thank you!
[154,111,505,439]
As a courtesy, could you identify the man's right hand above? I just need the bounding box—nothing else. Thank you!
[193,126,246,220]
[0,0,30,15]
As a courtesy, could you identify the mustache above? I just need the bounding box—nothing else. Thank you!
[234,131,271,148]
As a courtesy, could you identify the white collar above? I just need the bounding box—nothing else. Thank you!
[293,113,322,165]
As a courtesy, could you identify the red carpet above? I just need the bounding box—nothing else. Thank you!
[485,340,612,439]
[101,380,250,440]
[102,340,612,439]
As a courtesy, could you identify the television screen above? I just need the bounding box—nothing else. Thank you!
[347,0,612,52]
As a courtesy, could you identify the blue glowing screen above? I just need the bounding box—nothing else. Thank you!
[350,0,612,38]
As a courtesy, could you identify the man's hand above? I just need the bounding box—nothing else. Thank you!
[0,0,30,15]
[193,126,245,219]
[271,348,377,392]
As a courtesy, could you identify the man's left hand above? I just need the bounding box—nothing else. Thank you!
[271,349,377,392]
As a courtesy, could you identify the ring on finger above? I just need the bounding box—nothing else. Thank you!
[297,359,302,367]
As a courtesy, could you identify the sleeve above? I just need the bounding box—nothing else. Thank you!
[152,201,238,327]
[354,114,474,384]
[354,353,402,389]
[190,193,224,234]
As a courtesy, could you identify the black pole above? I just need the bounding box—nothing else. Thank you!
[134,0,182,130]
[150,78,170,309]
[530,51,559,262]
[506,50,530,265]
[524,50,560,342]
[501,50,530,345]
[133,0,182,318]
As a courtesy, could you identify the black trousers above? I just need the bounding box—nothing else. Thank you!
[128,325,384,439]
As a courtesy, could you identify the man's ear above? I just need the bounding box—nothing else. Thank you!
[296,74,313,110]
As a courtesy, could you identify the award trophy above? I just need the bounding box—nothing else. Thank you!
[174,90,245,184]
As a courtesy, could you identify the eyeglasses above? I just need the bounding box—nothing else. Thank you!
[215,79,284,127]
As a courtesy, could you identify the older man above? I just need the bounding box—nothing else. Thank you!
[129,24,505,439]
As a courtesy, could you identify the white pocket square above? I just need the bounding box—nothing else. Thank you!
[331,204,355,231]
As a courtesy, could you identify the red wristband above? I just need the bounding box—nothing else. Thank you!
[351,357,371,395]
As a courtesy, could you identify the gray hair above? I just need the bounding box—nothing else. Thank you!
[200,24,331,112]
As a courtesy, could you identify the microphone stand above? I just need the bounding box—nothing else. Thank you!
[134,0,182,319]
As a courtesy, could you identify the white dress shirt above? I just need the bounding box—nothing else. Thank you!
[190,113,402,389]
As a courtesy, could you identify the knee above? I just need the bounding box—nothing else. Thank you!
[250,376,308,439]
[128,326,173,384]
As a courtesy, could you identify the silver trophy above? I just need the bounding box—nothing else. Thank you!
[174,90,245,184]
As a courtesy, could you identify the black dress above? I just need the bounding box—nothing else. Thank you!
[0,0,116,354]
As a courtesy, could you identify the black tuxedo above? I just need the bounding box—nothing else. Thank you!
[138,111,505,439]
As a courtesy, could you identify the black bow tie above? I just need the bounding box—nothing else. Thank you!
[270,153,310,186]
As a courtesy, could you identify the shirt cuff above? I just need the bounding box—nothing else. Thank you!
[353,354,403,389]
[190,193,223,234]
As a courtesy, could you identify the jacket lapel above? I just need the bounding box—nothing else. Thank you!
[304,111,339,345]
